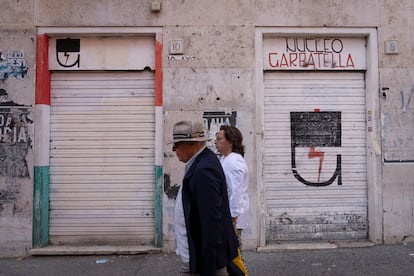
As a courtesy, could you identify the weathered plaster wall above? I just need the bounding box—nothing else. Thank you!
[383,164,414,243]
[378,0,414,242]
[378,0,414,160]
[162,24,257,250]
[0,0,413,256]
[34,0,255,27]
[254,0,380,26]
[34,0,154,26]
[0,27,36,257]
[0,0,34,25]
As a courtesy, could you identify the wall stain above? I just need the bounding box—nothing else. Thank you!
[0,188,17,213]
[401,85,414,113]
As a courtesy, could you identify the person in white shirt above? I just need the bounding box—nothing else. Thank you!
[214,125,249,247]
[174,184,190,272]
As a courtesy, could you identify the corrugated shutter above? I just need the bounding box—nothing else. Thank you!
[263,72,367,243]
[49,71,155,245]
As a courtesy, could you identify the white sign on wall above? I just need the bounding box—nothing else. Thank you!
[263,37,366,70]
[49,36,155,70]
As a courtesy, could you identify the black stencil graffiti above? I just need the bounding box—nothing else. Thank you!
[290,111,342,186]
[0,89,31,177]
[203,111,237,152]
[56,38,80,68]
[163,173,180,200]
[203,111,237,130]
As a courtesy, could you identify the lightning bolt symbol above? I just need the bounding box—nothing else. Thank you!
[308,146,325,183]
[64,52,70,65]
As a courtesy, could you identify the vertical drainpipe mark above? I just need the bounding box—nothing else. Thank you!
[33,34,51,248]
[154,32,163,248]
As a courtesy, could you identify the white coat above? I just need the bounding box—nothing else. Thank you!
[220,152,249,229]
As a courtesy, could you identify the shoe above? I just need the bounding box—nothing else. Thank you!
[180,263,191,274]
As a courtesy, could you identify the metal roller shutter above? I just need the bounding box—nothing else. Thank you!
[263,72,367,243]
[49,71,155,245]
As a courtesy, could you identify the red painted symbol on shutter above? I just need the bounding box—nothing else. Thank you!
[308,146,325,183]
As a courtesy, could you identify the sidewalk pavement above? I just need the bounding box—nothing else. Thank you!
[1,242,414,276]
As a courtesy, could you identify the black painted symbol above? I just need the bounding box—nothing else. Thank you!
[290,111,342,186]
[56,38,80,68]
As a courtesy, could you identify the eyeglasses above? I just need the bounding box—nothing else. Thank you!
[172,142,184,151]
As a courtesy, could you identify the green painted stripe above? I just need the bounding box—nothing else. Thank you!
[32,166,49,247]
[155,165,163,247]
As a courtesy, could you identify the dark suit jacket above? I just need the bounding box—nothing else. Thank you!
[182,147,239,276]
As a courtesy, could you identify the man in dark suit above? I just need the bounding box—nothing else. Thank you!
[171,120,239,276]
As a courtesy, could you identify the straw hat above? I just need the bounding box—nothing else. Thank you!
[169,120,210,144]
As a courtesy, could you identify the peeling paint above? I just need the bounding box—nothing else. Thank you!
[0,50,28,80]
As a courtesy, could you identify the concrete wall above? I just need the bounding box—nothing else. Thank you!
[0,0,413,256]
[383,164,414,243]
[377,0,414,243]
[162,23,257,249]
[0,26,36,257]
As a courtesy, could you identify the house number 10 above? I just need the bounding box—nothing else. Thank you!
[170,40,184,55]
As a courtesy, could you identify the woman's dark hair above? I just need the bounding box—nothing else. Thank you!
[220,125,245,157]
